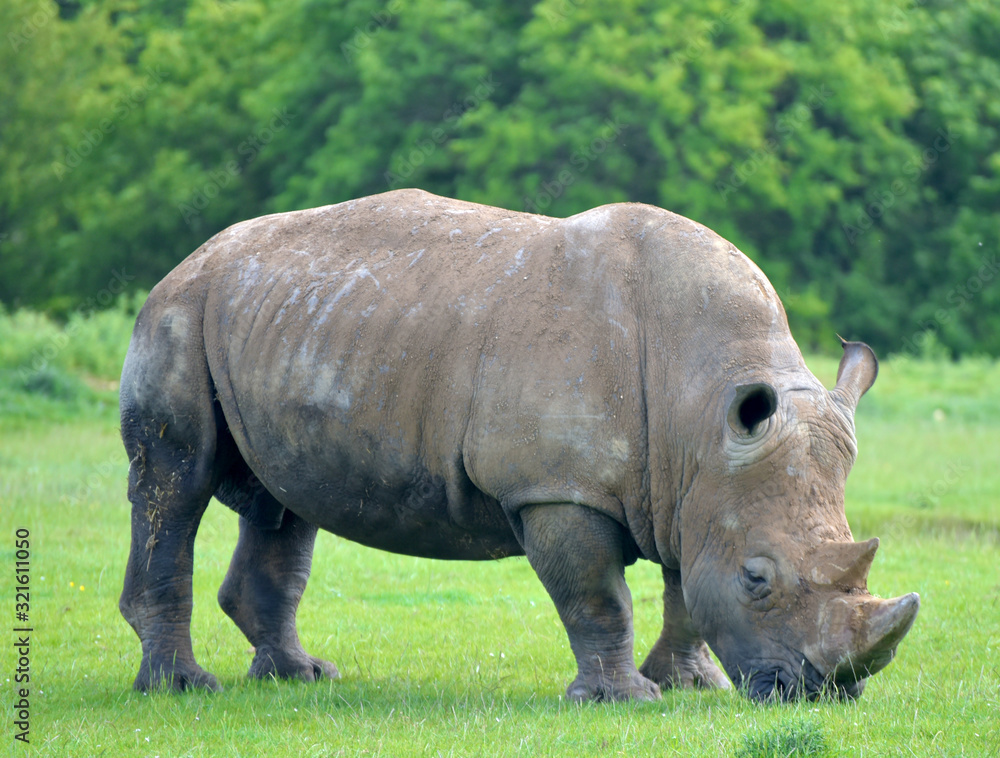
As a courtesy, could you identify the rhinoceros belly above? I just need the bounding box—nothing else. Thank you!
[271,448,521,560]
[214,314,522,561]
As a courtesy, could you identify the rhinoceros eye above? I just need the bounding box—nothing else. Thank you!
[740,558,775,600]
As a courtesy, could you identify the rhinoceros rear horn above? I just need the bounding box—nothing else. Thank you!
[809,537,879,590]
[830,337,878,415]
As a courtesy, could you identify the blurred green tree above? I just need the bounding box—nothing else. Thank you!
[0,0,996,356]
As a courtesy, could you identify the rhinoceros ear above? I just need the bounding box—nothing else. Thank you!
[830,337,878,415]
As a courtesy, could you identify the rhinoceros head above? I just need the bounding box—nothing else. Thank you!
[679,340,919,701]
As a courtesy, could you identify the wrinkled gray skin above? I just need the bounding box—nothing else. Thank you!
[119,189,918,702]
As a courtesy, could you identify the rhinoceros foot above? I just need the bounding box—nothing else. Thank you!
[566,670,661,703]
[248,646,340,683]
[133,655,222,693]
[639,640,732,691]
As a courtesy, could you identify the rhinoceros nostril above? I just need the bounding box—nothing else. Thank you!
[745,660,838,702]
[745,670,787,702]
[747,676,773,702]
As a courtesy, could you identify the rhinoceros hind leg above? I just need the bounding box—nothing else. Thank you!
[119,436,220,693]
[121,484,222,694]
[639,567,731,690]
[218,510,339,683]
[520,503,661,702]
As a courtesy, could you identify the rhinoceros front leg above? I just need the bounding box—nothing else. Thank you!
[520,503,660,702]
[639,566,731,690]
[218,510,339,683]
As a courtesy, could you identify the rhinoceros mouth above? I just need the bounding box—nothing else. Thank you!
[739,658,865,702]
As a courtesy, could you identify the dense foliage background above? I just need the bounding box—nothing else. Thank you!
[2,0,998,356]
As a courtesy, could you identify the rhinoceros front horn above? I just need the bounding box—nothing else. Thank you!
[805,539,920,690]
[831,593,921,683]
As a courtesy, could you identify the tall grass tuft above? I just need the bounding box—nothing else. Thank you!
[734,717,829,757]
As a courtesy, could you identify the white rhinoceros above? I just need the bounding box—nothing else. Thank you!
[119,190,918,701]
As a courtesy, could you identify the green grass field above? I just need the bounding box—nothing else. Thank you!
[1,308,998,756]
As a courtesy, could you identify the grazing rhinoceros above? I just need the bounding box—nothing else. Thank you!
[119,189,918,702]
